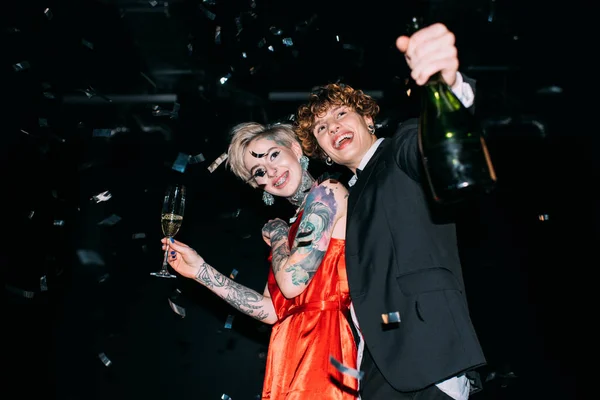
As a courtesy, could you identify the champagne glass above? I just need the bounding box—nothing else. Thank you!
[151,184,186,278]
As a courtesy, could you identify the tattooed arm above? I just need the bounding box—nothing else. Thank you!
[267,179,348,299]
[194,262,277,324]
[163,238,278,325]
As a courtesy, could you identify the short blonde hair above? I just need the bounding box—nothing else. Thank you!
[226,122,300,188]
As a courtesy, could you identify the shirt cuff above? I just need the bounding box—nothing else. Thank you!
[451,72,475,108]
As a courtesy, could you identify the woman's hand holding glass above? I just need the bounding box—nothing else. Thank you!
[160,238,205,279]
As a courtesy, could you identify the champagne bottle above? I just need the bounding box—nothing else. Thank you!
[409,18,497,204]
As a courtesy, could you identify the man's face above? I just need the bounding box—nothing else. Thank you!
[312,105,375,171]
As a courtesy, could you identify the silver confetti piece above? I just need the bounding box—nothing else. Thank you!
[92,129,113,137]
[224,314,234,329]
[13,61,31,72]
[381,311,401,324]
[208,152,228,173]
[132,233,146,239]
[53,220,65,226]
[172,153,190,173]
[81,38,94,49]
[98,352,112,367]
[329,355,364,380]
[229,269,238,279]
[91,190,112,203]
[221,395,232,400]
[98,273,110,284]
[40,276,48,291]
[44,8,53,20]
[76,249,105,266]
[98,214,121,226]
[28,211,35,219]
[5,284,35,299]
[168,298,186,318]
[189,153,205,164]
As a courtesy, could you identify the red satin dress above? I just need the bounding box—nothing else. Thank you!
[262,211,358,399]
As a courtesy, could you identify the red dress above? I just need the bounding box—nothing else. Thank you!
[262,211,358,399]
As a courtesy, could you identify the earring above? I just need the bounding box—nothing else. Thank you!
[325,156,333,166]
[368,125,375,134]
[262,191,275,206]
[299,155,309,171]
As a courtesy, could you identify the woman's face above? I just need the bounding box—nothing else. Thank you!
[243,137,303,198]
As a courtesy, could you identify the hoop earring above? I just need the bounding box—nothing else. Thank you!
[262,191,275,206]
[368,125,375,134]
[325,156,333,166]
[299,155,309,171]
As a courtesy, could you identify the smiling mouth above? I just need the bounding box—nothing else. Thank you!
[333,132,353,149]
[273,171,288,187]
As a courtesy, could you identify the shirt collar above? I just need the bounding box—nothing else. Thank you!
[348,137,385,187]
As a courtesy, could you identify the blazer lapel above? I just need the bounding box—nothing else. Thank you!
[348,140,387,218]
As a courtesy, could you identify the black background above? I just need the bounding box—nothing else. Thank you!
[2,1,585,399]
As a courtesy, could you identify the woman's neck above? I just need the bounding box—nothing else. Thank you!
[287,170,315,209]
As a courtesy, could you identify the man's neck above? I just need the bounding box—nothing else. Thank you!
[348,135,379,174]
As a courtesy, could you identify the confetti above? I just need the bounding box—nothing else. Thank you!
[229,269,238,279]
[132,233,146,239]
[172,153,190,173]
[224,314,234,329]
[168,298,186,318]
[5,284,35,299]
[76,249,105,266]
[98,214,121,226]
[189,153,206,164]
[98,352,112,367]
[381,311,401,324]
[329,355,363,380]
[91,190,112,203]
[208,152,228,173]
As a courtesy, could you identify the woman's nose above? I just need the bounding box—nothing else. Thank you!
[266,166,278,178]
[329,124,340,134]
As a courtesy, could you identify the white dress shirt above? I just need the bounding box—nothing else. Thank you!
[348,72,473,399]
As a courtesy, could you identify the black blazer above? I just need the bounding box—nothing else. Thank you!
[346,80,486,392]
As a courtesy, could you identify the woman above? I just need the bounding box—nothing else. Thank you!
[161,122,358,399]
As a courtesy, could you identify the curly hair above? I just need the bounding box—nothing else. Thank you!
[295,83,380,161]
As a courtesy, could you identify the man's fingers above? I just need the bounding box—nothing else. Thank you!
[396,36,410,54]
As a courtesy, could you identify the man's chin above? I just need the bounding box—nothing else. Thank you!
[332,149,361,168]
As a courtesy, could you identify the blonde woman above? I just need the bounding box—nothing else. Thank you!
[162,122,358,399]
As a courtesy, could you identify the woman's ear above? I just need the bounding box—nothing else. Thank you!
[291,141,303,159]
[363,115,374,127]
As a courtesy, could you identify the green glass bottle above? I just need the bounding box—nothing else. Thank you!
[410,18,497,204]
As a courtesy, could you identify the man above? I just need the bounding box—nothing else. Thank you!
[294,23,485,399]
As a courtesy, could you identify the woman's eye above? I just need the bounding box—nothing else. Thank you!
[270,151,280,160]
[338,111,346,117]
[254,169,266,178]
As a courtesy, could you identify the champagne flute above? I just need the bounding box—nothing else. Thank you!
[151,184,186,278]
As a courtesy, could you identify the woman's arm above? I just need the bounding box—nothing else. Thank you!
[194,263,278,324]
[268,179,348,299]
[163,238,278,324]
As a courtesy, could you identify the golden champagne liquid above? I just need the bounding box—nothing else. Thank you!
[161,213,183,237]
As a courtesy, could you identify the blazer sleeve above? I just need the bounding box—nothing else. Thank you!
[391,73,477,182]
[391,118,421,182]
